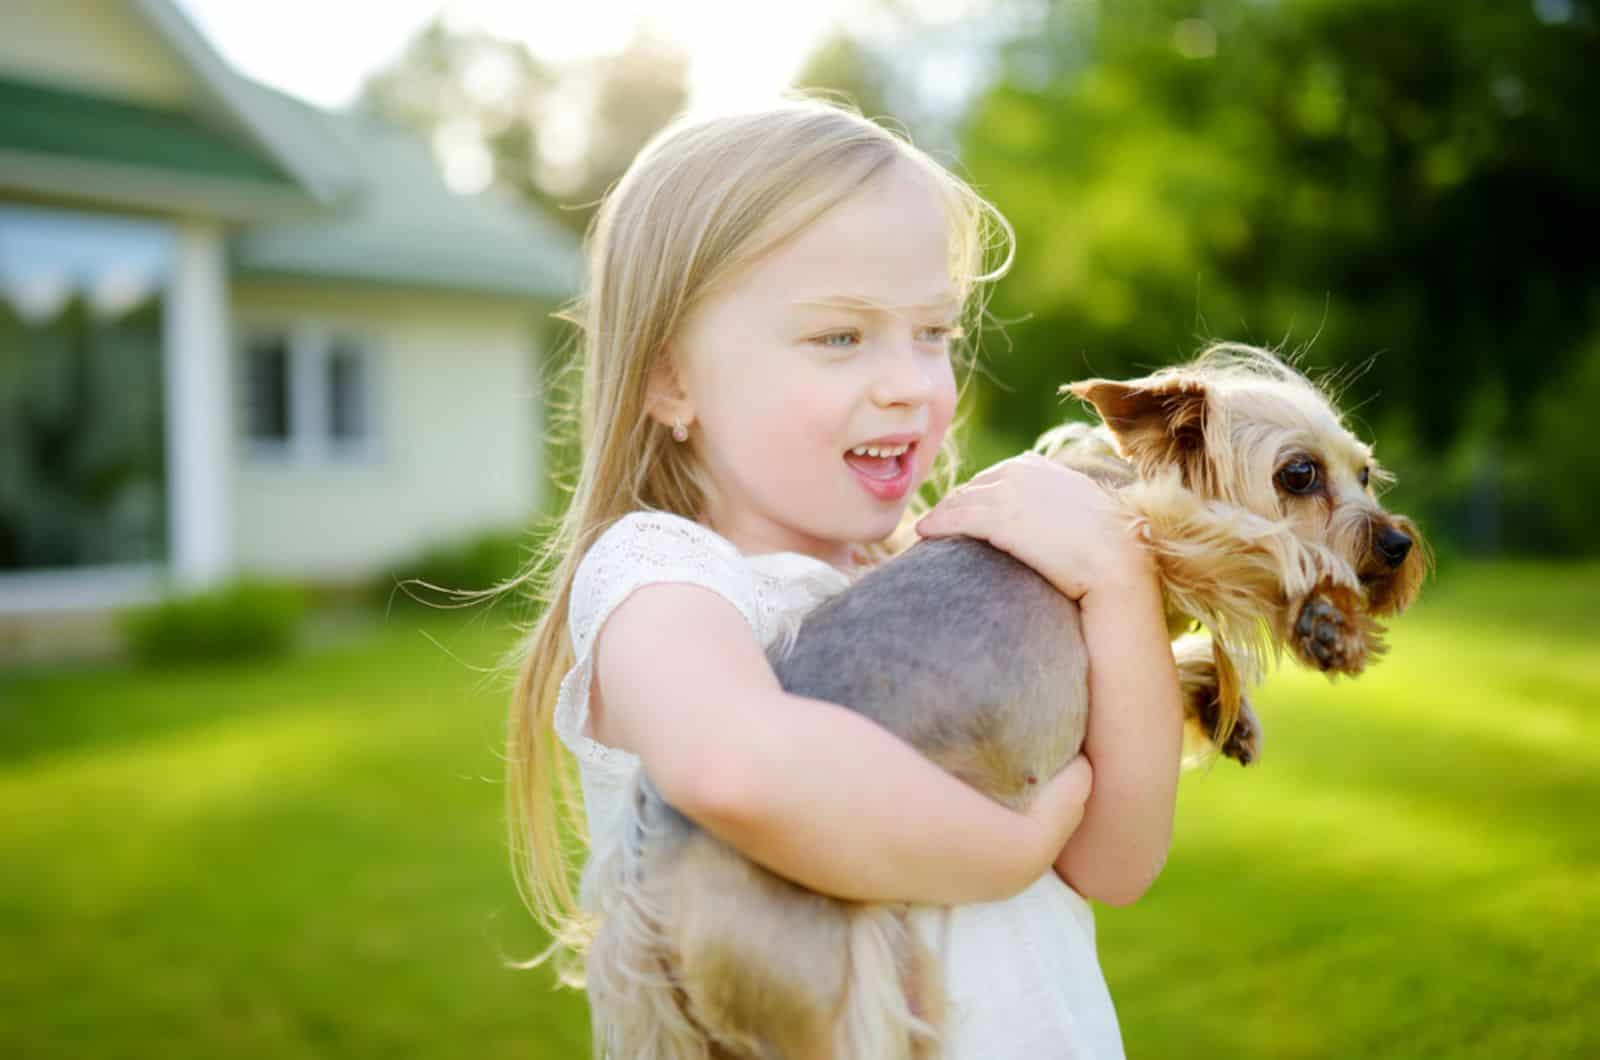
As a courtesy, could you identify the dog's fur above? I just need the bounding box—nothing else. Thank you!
[583,344,1430,1060]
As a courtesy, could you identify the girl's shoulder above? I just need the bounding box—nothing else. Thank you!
[569,510,762,657]
[583,509,745,572]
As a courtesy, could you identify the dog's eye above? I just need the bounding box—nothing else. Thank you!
[1360,466,1371,489]
[1277,458,1320,495]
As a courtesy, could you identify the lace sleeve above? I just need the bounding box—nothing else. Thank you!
[553,511,762,766]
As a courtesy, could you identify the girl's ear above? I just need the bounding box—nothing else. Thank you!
[645,348,695,430]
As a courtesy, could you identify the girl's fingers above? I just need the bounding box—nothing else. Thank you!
[966,458,1027,489]
[917,482,1003,537]
[1029,754,1094,848]
[917,507,966,538]
[964,466,1006,488]
[1053,755,1093,804]
[921,480,999,513]
[949,478,1009,500]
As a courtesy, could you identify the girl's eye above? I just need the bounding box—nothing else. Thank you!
[916,324,960,344]
[815,331,860,349]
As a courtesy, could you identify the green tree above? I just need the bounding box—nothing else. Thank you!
[958,0,1600,549]
[356,18,687,235]
[793,29,896,121]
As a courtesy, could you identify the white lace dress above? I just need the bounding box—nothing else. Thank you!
[553,510,1126,1060]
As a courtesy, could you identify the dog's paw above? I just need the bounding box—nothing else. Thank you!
[1293,584,1368,674]
[1219,696,1262,765]
[1182,662,1261,766]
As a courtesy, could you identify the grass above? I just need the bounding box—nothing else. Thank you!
[0,606,587,1059]
[1099,559,1600,1058]
[2,560,1596,1058]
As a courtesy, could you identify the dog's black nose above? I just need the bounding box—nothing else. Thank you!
[1375,527,1412,567]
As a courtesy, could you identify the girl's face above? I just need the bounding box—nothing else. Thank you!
[665,158,961,569]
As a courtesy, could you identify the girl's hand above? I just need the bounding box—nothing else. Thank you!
[915,453,1153,603]
[1023,754,1094,860]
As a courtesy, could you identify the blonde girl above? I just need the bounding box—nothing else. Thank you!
[504,96,1184,1058]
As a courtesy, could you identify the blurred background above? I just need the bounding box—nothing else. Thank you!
[1,1,1595,1057]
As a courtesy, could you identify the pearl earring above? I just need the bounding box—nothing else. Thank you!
[672,419,689,442]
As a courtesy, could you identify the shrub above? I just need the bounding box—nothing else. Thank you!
[373,525,548,612]
[118,577,308,664]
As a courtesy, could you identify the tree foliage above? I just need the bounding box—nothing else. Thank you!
[950,0,1600,550]
[356,18,687,234]
[962,1,1595,434]
[359,3,1600,552]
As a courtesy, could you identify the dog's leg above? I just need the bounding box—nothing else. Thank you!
[657,827,935,1060]
[665,830,851,1060]
[1171,632,1261,765]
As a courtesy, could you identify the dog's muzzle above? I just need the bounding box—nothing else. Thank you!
[1375,526,1412,568]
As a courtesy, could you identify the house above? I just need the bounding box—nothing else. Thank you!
[0,0,580,639]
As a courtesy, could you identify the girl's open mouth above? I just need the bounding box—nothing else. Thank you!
[843,440,916,501]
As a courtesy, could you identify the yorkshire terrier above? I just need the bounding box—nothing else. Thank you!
[583,343,1430,1060]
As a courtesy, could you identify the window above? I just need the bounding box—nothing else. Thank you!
[240,327,378,461]
[243,335,290,442]
[0,205,171,571]
[327,338,367,443]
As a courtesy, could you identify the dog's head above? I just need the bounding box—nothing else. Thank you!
[1063,343,1430,638]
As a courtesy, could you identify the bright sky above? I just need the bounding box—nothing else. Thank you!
[174,0,869,114]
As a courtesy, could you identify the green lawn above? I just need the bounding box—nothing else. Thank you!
[0,607,587,1059]
[1100,560,1600,1059]
[2,561,1596,1058]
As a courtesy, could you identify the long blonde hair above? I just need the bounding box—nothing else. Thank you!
[500,94,1013,977]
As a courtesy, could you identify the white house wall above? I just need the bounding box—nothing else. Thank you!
[230,281,544,582]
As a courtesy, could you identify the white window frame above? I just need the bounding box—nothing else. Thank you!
[239,323,382,465]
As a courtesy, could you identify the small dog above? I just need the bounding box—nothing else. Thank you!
[584,343,1429,1060]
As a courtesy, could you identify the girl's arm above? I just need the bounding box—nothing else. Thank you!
[916,453,1185,906]
[591,579,1094,906]
[1051,562,1181,905]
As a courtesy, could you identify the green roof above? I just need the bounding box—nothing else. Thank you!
[0,75,295,189]
[0,0,580,302]
[228,82,580,300]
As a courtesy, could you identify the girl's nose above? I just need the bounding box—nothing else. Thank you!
[870,343,938,407]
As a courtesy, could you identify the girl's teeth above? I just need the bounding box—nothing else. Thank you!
[849,443,910,458]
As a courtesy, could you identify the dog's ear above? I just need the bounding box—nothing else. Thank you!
[1061,375,1209,483]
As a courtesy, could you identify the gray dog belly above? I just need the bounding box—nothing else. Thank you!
[769,536,1089,807]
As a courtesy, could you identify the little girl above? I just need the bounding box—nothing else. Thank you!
[506,97,1184,1059]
